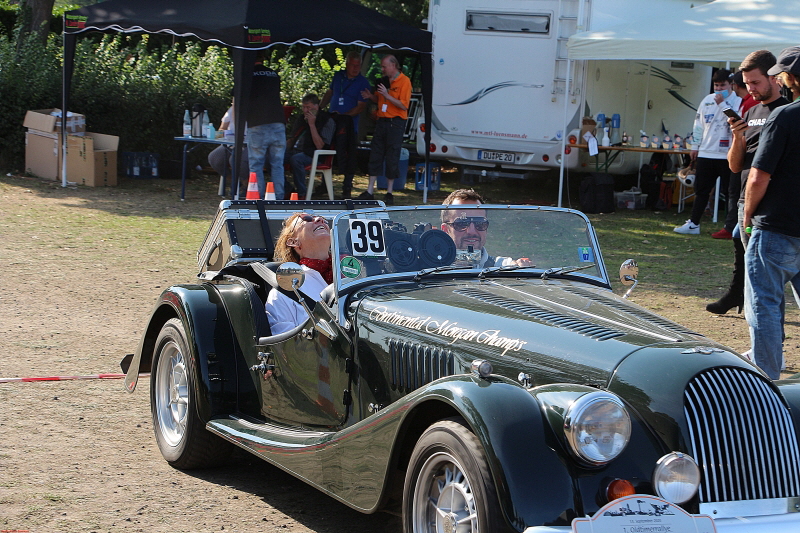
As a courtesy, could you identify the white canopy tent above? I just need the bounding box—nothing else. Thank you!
[556,0,800,207]
[568,0,800,62]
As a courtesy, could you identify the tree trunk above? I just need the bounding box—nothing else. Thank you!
[17,0,56,46]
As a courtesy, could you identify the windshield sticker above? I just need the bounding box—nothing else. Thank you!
[578,246,594,263]
[369,306,527,355]
[350,219,387,257]
[340,256,364,279]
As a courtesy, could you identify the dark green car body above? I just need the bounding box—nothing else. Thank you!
[124,201,800,532]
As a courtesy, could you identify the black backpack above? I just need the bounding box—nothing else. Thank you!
[579,173,616,214]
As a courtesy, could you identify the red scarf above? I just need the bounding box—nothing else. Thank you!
[299,256,333,284]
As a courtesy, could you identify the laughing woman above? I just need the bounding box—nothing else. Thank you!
[266,212,333,334]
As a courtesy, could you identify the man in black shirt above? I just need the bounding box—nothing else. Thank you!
[706,50,788,316]
[742,46,800,379]
[246,54,287,199]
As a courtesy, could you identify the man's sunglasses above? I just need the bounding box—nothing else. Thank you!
[443,217,490,232]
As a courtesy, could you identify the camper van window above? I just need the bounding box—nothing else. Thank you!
[465,12,550,34]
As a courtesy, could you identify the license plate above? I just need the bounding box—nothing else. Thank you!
[477,150,515,162]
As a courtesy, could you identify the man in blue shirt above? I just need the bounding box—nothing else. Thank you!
[321,51,371,198]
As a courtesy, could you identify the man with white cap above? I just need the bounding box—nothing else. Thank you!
[742,46,800,379]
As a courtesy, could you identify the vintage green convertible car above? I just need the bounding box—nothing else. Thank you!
[123,200,800,532]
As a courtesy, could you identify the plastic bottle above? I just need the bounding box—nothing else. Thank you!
[207,123,216,140]
[202,110,210,139]
[601,127,611,147]
[150,155,159,177]
[183,110,191,137]
[596,113,606,132]
[610,114,621,145]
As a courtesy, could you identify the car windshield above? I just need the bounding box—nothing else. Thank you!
[332,206,605,287]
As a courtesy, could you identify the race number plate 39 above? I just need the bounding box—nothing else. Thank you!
[349,219,386,257]
[477,150,515,163]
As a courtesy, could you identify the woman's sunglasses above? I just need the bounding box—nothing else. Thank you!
[443,217,490,232]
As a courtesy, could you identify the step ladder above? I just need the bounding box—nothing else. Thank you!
[552,0,591,102]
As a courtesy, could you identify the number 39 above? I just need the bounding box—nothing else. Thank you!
[350,220,386,256]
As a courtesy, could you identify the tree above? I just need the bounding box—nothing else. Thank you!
[353,0,428,28]
[15,0,55,45]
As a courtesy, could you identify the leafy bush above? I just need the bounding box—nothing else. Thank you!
[1,30,345,173]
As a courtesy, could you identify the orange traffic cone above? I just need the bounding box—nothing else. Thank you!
[289,192,299,200]
[245,172,260,200]
[265,181,276,200]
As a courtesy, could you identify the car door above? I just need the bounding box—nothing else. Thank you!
[258,302,354,428]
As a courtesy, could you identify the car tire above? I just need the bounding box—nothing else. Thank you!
[403,417,508,533]
[150,318,232,469]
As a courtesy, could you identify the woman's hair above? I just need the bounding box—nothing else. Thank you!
[273,213,304,263]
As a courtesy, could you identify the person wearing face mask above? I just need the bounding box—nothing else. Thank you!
[266,212,333,334]
[674,69,741,235]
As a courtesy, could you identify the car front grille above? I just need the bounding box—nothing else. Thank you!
[388,340,454,392]
[684,367,800,502]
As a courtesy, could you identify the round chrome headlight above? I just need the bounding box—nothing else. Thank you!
[564,392,631,465]
[653,452,700,504]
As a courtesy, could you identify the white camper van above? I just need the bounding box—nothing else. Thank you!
[417,0,713,177]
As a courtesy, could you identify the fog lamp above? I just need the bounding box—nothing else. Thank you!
[653,452,700,504]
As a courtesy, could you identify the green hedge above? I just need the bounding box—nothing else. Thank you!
[1,32,342,172]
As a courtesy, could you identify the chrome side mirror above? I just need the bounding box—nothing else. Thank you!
[619,259,639,299]
[276,262,305,291]
[276,262,337,341]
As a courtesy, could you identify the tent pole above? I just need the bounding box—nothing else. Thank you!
[637,61,652,189]
[62,32,76,188]
[558,58,571,208]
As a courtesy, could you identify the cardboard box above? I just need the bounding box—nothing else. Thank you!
[25,130,64,180]
[24,108,86,135]
[67,133,119,187]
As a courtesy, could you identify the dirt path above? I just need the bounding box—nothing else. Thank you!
[0,174,795,532]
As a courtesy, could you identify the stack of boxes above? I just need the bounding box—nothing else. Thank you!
[24,109,119,187]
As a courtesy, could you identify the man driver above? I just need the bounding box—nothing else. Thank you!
[441,189,532,268]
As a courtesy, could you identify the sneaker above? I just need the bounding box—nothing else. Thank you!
[357,191,374,200]
[384,192,394,205]
[711,228,733,239]
[674,220,700,235]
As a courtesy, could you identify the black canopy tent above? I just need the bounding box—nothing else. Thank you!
[62,0,433,199]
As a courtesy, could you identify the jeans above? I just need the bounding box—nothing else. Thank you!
[690,157,730,225]
[744,228,800,379]
[247,123,286,199]
[284,150,312,197]
[368,117,405,181]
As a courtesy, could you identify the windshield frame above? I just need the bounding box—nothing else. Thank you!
[330,204,609,293]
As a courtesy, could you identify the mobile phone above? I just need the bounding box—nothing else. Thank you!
[722,107,742,122]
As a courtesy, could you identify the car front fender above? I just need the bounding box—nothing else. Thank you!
[124,284,241,421]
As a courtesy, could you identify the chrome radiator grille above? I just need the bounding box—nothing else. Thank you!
[684,367,800,502]
[388,340,454,392]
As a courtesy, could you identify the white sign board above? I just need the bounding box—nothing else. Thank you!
[572,494,716,533]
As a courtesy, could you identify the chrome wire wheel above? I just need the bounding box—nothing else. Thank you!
[154,339,189,447]
[413,452,478,533]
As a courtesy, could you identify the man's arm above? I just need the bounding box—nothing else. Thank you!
[743,167,771,228]
[343,100,367,117]
[727,116,748,173]
[320,89,333,110]
[305,112,325,150]
[376,83,407,111]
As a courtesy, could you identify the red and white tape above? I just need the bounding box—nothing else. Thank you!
[0,373,149,384]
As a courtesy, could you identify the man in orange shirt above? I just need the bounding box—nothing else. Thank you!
[358,55,411,205]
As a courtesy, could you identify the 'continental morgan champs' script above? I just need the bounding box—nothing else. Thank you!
[369,306,527,355]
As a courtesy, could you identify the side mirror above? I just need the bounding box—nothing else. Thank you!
[619,259,639,299]
[276,262,337,341]
[276,262,305,291]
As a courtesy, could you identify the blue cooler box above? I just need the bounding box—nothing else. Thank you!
[376,148,409,190]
